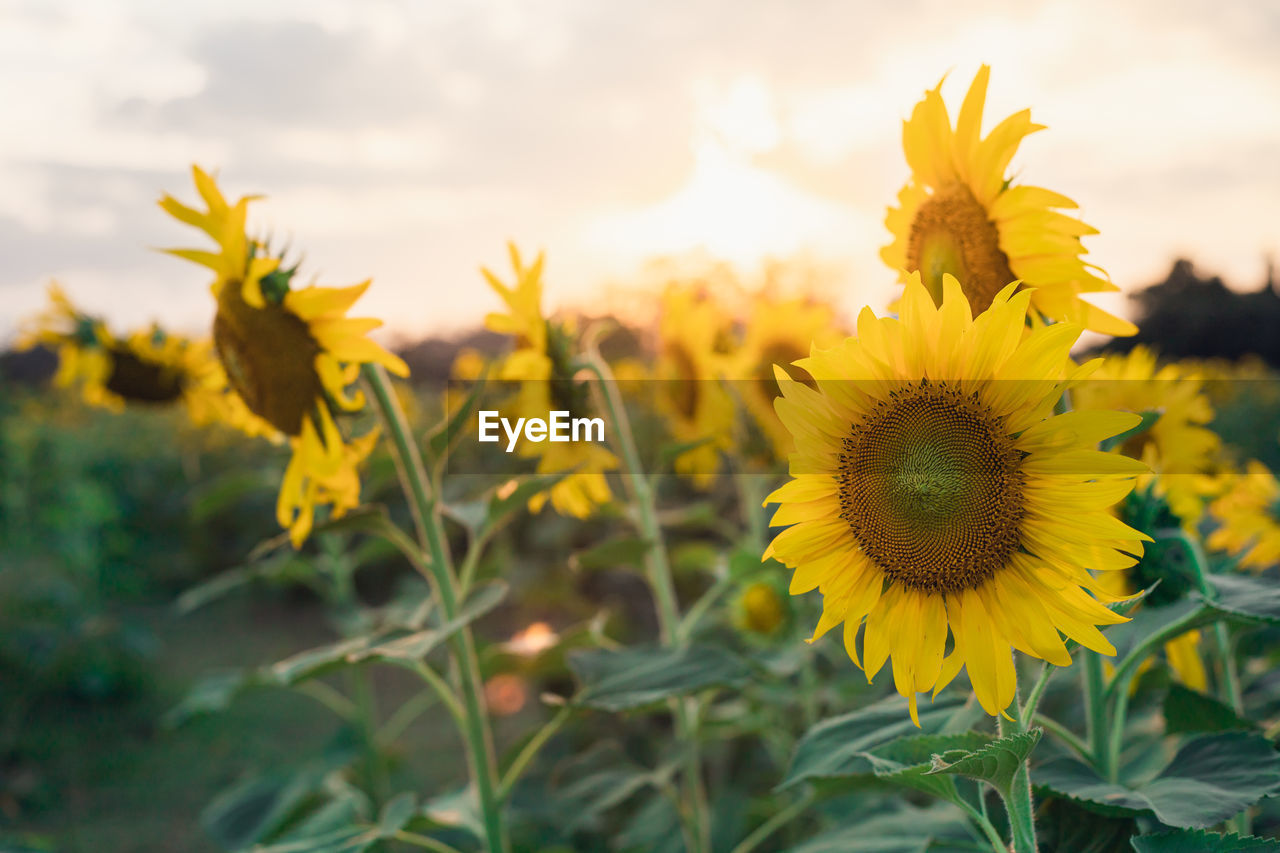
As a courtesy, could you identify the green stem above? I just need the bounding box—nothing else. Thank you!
[364,365,508,853]
[730,791,815,853]
[1154,527,1247,831]
[956,798,1017,853]
[1000,674,1037,853]
[497,706,571,802]
[582,352,709,853]
[1034,713,1091,762]
[1020,662,1054,723]
[377,688,440,746]
[1106,679,1132,784]
[1083,650,1109,775]
[390,830,467,853]
[349,667,387,807]
[1103,604,1214,705]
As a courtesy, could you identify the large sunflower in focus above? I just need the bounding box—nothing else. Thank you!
[654,284,737,488]
[766,274,1148,721]
[1073,346,1221,526]
[727,294,842,464]
[18,282,247,428]
[1208,461,1280,571]
[882,66,1134,336]
[482,244,617,517]
[160,166,409,547]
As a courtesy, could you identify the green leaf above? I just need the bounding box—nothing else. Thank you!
[269,581,507,684]
[484,471,572,532]
[200,769,327,850]
[189,468,276,521]
[926,729,1041,799]
[1164,684,1257,735]
[428,375,489,462]
[1131,829,1280,852]
[568,537,651,573]
[614,790,685,853]
[260,787,375,852]
[308,505,426,572]
[163,669,264,727]
[1204,575,1280,625]
[781,802,973,853]
[419,786,484,842]
[548,743,664,832]
[866,732,994,803]
[376,792,418,836]
[570,644,753,711]
[780,694,965,789]
[1036,797,1137,853]
[1035,732,1280,828]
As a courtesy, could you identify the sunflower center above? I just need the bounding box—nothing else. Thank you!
[837,380,1026,594]
[104,347,185,403]
[665,342,701,420]
[907,184,1016,314]
[213,281,324,436]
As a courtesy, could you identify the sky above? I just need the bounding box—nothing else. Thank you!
[2,0,1278,346]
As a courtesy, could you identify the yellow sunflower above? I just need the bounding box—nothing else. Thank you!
[1207,460,1280,571]
[882,66,1134,335]
[160,165,409,547]
[482,243,617,518]
[1073,346,1221,526]
[654,283,737,488]
[17,282,250,429]
[727,293,843,464]
[765,273,1149,721]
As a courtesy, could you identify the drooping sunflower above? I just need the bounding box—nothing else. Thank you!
[482,243,617,518]
[1207,460,1280,571]
[17,282,250,429]
[882,66,1135,335]
[1073,346,1221,526]
[160,165,409,547]
[727,293,843,464]
[765,273,1149,721]
[654,283,737,488]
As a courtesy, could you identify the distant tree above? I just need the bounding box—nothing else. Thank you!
[1104,258,1280,365]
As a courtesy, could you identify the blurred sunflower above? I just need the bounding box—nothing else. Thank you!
[18,282,247,428]
[1207,460,1280,571]
[882,66,1134,335]
[160,165,409,547]
[765,273,1148,721]
[727,294,842,464]
[482,243,617,517]
[654,284,737,488]
[1073,346,1221,526]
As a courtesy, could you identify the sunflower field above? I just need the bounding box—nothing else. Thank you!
[6,66,1280,853]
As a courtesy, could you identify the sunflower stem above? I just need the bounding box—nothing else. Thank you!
[581,350,710,853]
[999,688,1039,853]
[1155,527,1248,831]
[1082,650,1109,776]
[364,364,508,853]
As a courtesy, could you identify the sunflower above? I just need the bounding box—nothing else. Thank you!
[727,293,843,464]
[765,273,1149,721]
[1207,460,1280,571]
[882,66,1134,335]
[482,243,617,518]
[1072,346,1221,526]
[160,165,409,547]
[17,282,250,428]
[654,283,737,488]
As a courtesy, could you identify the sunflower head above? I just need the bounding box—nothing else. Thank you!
[161,165,408,547]
[1207,460,1280,571]
[765,273,1149,721]
[882,66,1134,335]
[481,243,617,518]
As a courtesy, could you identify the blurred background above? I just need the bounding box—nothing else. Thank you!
[2,1,1280,851]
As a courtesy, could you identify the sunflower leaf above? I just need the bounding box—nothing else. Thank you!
[1034,732,1280,828]
[780,695,965,790]
[1203,574,1280,625]
[925,729,1041,800]
[427,375,489,463]
[865,732,995,804]
[780,802,974,853]
[568,537,652,573]
[1130,828,1280,852]
[569,644,753,711]
[1163,684,1257,735]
